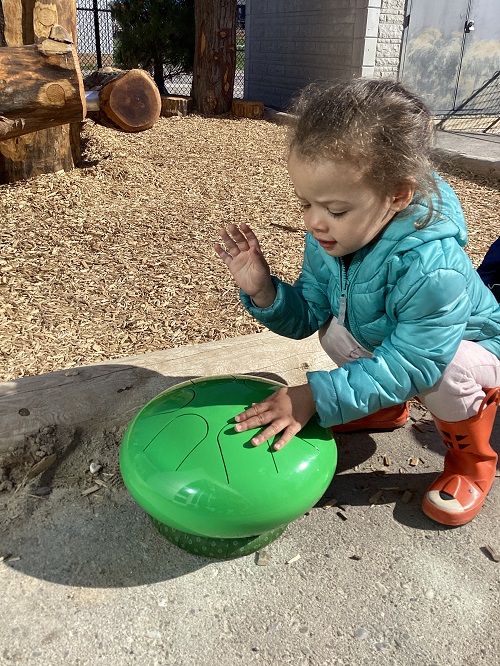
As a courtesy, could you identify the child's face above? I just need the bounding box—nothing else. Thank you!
[288,151,403,257]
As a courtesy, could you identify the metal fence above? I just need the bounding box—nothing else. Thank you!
[436,71,500,134]
[76,0,245,98]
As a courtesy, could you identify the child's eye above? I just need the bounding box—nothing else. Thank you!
[298,202,310,211]
[327,209,347,218]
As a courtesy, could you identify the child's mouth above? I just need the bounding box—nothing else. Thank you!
[318,239,337,249]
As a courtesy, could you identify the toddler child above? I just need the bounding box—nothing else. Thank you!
[214,78,500,527]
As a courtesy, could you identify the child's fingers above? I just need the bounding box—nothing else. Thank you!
[249,419,290,446]
[213,242,232,266]
[240,223,261,249]
[233,412,269,433]
[219,226,251,255]
[218,228,238,250]
[233,402,275,436]
[234,399,271,425]
[272,425,301,450]
[249,420,300,449]
[218,223,263,258]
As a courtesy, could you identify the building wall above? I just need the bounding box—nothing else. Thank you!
[245,0,384,110]
[373,0,407,78]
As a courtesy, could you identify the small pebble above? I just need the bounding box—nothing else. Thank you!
[146,630,161,640]
[89,462,102,474]
[256,548,271,566]
[425,588,436,600]
[375,582,388,595]
[30,486,52,497]
[354,628,369,639]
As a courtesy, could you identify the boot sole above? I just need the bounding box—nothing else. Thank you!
[421,495,484,526]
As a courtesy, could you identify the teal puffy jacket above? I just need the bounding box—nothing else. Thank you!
[241,176,500,427]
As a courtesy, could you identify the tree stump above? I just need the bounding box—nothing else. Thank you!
[232,99,265,119]
[160,95,194,117]
[84,68,161,132]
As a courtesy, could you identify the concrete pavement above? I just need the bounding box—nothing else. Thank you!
[434,129,500,178]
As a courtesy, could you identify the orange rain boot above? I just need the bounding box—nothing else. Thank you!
[331,402,409,433]
[422,387,500,526]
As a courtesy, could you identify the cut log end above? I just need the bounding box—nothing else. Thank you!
[160,95,194,117]
[99,69,161,132]
[232,99,265,119]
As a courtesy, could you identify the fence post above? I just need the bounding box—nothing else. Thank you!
[92,0,102,69]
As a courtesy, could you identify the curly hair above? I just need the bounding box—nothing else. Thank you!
[287,78,439,227]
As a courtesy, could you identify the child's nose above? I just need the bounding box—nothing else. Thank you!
[306,208,329,232]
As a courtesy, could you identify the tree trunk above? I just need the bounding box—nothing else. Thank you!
[84,68,161,132]
[192,0,237,115]
[0,30,85,141]
[153,58,167,95]
[0,0,80,184]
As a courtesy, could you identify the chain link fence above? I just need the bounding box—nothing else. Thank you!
[76,0,245,97]
[436,71,500,135]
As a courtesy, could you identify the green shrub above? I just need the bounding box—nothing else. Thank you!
[111,0,195,93]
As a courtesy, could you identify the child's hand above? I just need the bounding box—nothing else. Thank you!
[233,384,317,450]
[214,222,276,308]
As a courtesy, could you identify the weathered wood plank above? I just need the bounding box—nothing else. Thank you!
[0,331,333,457]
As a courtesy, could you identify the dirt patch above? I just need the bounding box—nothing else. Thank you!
[1,115,499,382]
[0,422,126,535]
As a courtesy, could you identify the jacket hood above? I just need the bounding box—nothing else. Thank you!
[380,174,468,251]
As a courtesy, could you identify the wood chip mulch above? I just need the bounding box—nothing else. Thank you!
[1,115,498,382]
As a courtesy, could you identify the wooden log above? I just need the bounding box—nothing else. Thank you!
[0,122,75,182]
[0,331,333,484]
[232,99,265,119]
[160,95,194,117]
[84,67,161,132]
[0,31,86,141]
[0,0,80,183]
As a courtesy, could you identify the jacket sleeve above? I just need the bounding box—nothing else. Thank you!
[308,265,471,427]
[240,239,334,339]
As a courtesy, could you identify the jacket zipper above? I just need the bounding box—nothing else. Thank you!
[337,260,349,327]
[338,284,347,327]
[337,253,363,331]
[337,250,375,352]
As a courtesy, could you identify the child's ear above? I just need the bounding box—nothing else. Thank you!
[390,180,415,212]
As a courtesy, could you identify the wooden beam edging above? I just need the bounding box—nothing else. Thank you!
[0,331,333,484]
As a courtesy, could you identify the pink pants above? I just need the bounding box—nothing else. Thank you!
[319,317,500,422]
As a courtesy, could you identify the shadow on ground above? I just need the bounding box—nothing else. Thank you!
[3,369,499,589]
[1,369,300,588]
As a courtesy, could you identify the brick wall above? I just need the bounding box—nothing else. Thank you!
[373,0,406,78]
[245,0,378,110]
